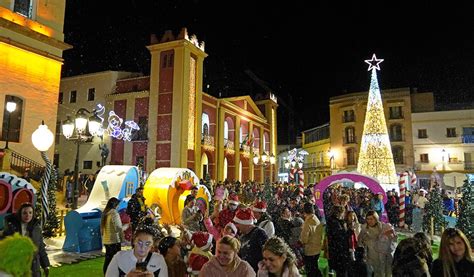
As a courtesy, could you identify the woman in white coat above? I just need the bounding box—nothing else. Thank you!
[358,210,397,277]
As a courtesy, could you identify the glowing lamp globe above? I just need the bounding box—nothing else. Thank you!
[62,118,74,139]
[32,123,54,151]
[269,154,276,165]
[261,152,268,163]
[253,154,259,165]
[6,101,16,113]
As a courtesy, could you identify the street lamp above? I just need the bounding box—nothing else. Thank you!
[328,148,335,170]
[31,121,54,225]
[62,108,101,209]
[253,152,276,167]
[4,99,17,149]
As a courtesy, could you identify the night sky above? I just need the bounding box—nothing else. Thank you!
[62,1,474,144]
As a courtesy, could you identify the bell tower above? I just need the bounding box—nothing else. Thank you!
[146,28,208,172]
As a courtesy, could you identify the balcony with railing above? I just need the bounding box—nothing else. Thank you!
[240,144,251,157]
[462,134,474,143]
[343,136,357,145]
[224,138,234,153]
[389,112,404,120]
[201,134,215,151]
[414,161,473,171]
[390,134,404,142]
[303,162,327,169]
[342,115,355,123]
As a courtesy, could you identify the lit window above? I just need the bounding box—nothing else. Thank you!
[14,0,33,18]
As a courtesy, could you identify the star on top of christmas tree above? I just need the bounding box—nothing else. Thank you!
[364,54,384,71]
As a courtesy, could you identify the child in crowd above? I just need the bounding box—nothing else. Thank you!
[289,216,305,268]
[346,210,361,261]
[187,231,214,276]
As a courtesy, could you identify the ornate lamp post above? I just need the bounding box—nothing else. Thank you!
[253,151,276,167]
[253,151,276,181]
[62,108,101,209]
[4,99,17,149]
[31,121,54,225]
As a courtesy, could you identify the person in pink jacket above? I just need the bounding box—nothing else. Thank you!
[199,235,255,277]
[203,216,238,241]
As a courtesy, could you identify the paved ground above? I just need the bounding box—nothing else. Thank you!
[45,236,105,267]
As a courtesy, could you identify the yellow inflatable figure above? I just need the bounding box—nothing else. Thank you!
[143,168,210,225]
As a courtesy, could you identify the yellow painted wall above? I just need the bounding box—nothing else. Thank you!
[0,42,61,161]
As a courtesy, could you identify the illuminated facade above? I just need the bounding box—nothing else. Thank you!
[90,28,277,182]
[0,1,71,163]
[301,124,331,184]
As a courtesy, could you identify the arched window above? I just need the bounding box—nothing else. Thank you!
[345,127,355,144]
[392,146,404,164]
[240,126,243,142]
[223,157,228,180]
[202,113,210,135]
[390,124,403,141]
[201,153,209,179]
[346,148,356,165]
[223,121,229,140]
[2,95,23,143]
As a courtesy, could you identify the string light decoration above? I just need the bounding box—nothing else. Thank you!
[357,54,398,188]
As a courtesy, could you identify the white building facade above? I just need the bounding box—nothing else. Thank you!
[412,109,474,189]
[56,71,141,174]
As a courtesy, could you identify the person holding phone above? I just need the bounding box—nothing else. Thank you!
[106,225,168,276]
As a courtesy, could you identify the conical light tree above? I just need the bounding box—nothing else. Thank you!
[357,54,398,188]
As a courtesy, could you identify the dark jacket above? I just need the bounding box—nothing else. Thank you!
[431,257,474,277]
[3,214,50,277]
[126,193,147,226]
[326,216,350,272]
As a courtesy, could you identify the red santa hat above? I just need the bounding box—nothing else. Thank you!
[252,200,267,213]
[225,222,238,235]
[187,253,209,275]
[233,208,256,225]
[191,231,213,251]
[228,194,239,205]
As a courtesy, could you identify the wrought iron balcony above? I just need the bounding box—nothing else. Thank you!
[201,134,215,150]
[224,138,234,151]
[462,134,474,143]
[240,144,251,153]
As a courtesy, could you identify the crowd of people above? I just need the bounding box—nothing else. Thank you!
[0,178,473,276]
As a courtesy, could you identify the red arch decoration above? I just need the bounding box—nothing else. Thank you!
[0,180,12,214]
[12,188,34,213]
[314,173,387,219]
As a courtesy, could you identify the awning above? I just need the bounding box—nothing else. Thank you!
[442,172,467,188]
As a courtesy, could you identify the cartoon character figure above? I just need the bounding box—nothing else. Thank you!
[122,121,140,141]
[106,111,123,139]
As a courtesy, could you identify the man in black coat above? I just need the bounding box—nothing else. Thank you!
[126,187,147,234]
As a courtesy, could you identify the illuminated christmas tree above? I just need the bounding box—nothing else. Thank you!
[357,54,398,190]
